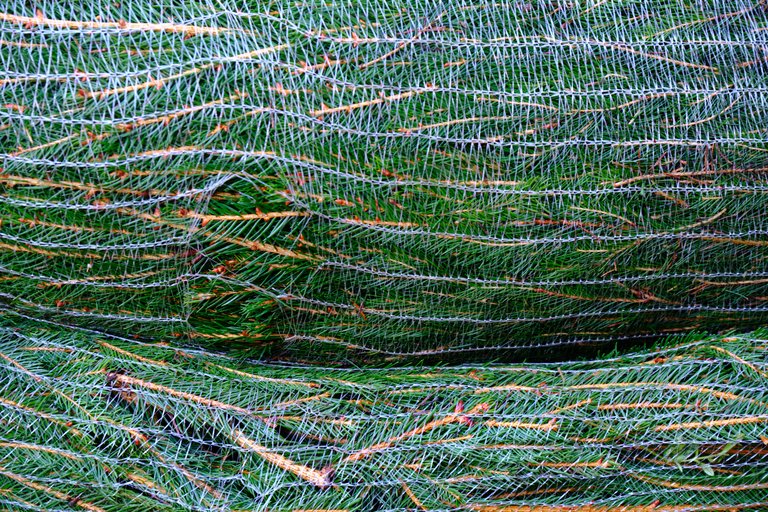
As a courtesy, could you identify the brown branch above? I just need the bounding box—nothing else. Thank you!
[0,174,175,200]
[597,401,698,411]
[665,95,742,128]
[0,350,41,382]
[109,373,254,416]
[0,11,227,36]
[398,115,517,133]
[522,286,680,305]
[470,504,768,512]
[477,95,558,111]
[0,395,82,436]
[702,237,768,247]
[629,472,768,491]
[108,373,320,496]
[675,208,728,231]
[254,392,331,411]
[654,416,768,432]
[650,5,760,38]
[613,166,768,187]
[400,481,427,511]
[548,398,593,415]
[342,403,489,463]
[0,239,174,261]
[484,419,559,430]
[564,382,768,408]
[0,441,80,460]
[9,133,79,156]
[707,345,768,379]
[358,12,446,70]
[590,40,717,71]
[115,92,248,130]
[97,341,168,367]
[205,362,319,388]
[231,429,334,488]
[116,207,314,260]
[574,92,679,113]
[0,467,106,512]
[310,90,424,117]
[124,472,170,499]
[654,190,690,208]
[81,45,288,100]
[534,460,610,469]
[696,277,768,287]
[185,210,308,224]
[0,38,47,48]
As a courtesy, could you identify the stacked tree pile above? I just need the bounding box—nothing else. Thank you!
[1,2,768,362]
[1,312,767,511]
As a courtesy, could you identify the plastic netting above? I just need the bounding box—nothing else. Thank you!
[1,311,767,511]
[1,2,768,362]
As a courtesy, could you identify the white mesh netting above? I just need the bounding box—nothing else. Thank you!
[0,313,767,510]
[1,2,768,510]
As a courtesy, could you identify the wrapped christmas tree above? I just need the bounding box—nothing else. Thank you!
[1,1,767,362]
[1,312,767,510]
[1,2,767,510]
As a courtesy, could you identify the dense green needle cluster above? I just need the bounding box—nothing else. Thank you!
[0,312,767,511]
[1,2,768,362]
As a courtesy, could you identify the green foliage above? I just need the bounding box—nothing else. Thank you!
[1,313,768,510]
[1,4,768,511]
